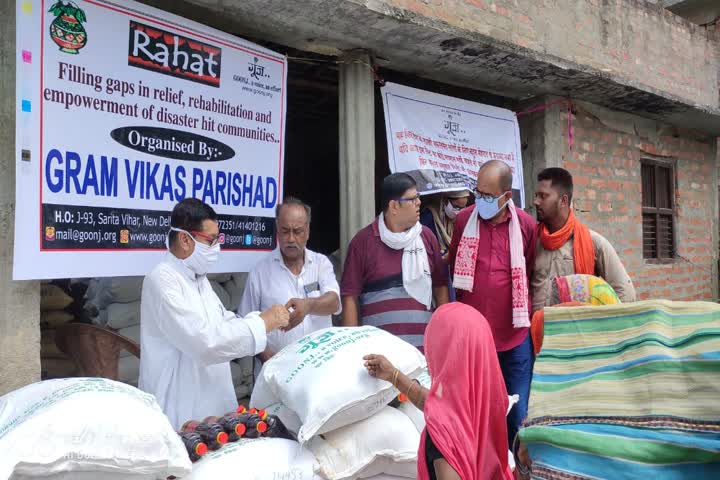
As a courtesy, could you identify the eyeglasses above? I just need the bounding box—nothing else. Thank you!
[191,230,222,247]
[396,194,421,204]
[474,189,504,203]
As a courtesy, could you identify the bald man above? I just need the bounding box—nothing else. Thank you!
[448,160,538,449]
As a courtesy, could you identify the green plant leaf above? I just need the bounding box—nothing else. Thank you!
[75,8,87,23]
[48,1,64,14]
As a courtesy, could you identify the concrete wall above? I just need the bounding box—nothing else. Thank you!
[148,0,720,132]
[373,0,719,108]
[0,2,41,396]
[556,104,718,301]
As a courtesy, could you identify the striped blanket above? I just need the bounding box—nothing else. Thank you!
[519,300,720,479]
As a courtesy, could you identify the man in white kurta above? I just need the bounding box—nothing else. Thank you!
[139,198,288,428]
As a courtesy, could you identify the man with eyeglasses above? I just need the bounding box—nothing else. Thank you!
[448,160,537,449]
[341,173,449,352]
[239,197,341,376]
[139,198,290,428]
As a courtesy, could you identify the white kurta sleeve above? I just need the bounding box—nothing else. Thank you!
[319,254,342,315]
[149,270,267,366]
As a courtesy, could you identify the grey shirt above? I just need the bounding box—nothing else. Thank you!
[531,230,636,312]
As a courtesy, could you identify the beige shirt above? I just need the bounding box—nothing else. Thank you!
[531,230,636,311]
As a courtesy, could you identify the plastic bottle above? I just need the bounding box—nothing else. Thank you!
[234,413,268,438]
[181,420,229,450]
[264,415,295,440]
[248,407,268,420]
[177,431,209,462]
[203,415,247,442]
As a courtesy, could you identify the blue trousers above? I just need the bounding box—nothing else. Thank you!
[497,333,533,449]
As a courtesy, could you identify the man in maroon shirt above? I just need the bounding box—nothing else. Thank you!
[448,160,538,448]
[341,173,449,352]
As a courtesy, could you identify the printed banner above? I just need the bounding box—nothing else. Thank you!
[14,0,286,279]
[381,82,524,207]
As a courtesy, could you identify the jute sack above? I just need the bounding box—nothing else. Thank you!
[41,329,67,359]
[41,285,73,311]
[41,310,75,329]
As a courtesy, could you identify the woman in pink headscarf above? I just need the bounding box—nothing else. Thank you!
[364,302,513,480]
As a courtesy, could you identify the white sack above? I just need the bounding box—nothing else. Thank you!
[265,403,302,437]
[308,407,419,480]
[250,327,426,443]
[0,378,190,479]
[105,301,141,330]
[187,438,318,480]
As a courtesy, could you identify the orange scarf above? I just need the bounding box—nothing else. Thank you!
[539,210,595,275]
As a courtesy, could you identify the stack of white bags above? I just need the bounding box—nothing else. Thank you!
[0,327,517,480]
[179,326,425,480]
[247,326,426,480]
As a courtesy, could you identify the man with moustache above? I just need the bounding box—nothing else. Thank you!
[239,197,341,373]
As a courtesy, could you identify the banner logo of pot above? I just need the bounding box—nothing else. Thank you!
[128,21,222,88]
[49,1,88,55]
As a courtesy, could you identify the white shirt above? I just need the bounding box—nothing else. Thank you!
[239,248,341,356]
[139,253,267,429]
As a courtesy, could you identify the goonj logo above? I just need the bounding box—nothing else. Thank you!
[128,21,222,88]
[49,1,88,55]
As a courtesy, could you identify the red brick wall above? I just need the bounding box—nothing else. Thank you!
[561,107,716,301]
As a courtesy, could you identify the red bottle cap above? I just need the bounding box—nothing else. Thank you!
[256,421,267,433]
[237,405,247,414]
[249,408,258,414]
[195,443,208,456]
[216,432,229,444]
[257,409,267,420]
[236,423,247,436]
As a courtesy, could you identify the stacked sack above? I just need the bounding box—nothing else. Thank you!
[84,277,144,386]
[0,378,191,480]
[40,283,77,379]
[250,326,427,480]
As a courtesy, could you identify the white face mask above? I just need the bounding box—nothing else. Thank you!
[475,192,509,220]
[168,227,220,276]
[444,200,461,220]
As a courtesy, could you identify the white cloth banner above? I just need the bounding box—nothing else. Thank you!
[381,82,524,207]
[14,0,287,279]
